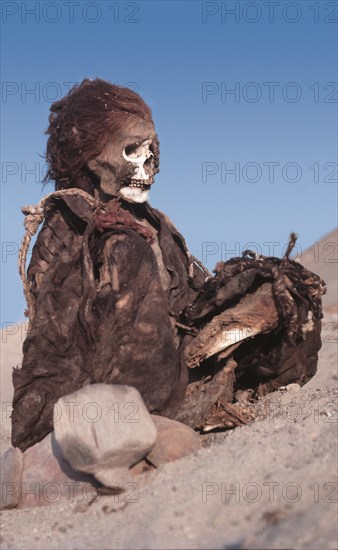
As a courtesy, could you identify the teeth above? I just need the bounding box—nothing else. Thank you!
[129,180,150,188]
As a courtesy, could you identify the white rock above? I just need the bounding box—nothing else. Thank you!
[286,383,301,392]
[53,384,157,488]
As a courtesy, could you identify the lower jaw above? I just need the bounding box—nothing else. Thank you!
[119,185,150,203]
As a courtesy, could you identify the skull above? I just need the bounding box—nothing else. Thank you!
[120,138,154,202]
[88,115,159,204]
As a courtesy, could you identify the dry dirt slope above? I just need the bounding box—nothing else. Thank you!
[298,227,337,313]
[0,229,337,549]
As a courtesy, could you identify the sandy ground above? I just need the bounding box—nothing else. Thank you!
[0,230,337,549]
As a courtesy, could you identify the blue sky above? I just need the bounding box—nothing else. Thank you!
[1,0,337,323]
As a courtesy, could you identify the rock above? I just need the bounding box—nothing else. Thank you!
[129,417,201,478]
[0,447,23,510]
[278,383,301,392]
[130,458,154,476]
[54,384,157,489]
[147,416,201,467]
[1,435,105,510]
[286,383,301,392]
[19,432,99,508]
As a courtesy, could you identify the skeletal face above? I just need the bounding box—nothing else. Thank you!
[120,138,155,202]
[88,116,159,203]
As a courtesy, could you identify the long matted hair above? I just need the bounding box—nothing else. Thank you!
[44,78,154,194]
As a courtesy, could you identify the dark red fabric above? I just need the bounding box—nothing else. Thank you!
[93,199,155,244]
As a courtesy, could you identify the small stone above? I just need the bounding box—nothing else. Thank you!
[285,383,301,392]
[101,498,128,514]
[54,384,157,489]
[0,447,23,510]
[130,459,154,476]
[147,416,201,467]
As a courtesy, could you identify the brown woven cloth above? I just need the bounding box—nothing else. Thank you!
[12,194,204,451]
[12,193,326,450]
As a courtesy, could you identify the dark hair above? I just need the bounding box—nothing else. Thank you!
[44,78,153,193]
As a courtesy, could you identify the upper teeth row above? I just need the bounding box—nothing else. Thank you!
[130,180,149,187]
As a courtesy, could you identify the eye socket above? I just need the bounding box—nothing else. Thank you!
[124,139,152,160]
[124,143,140,158]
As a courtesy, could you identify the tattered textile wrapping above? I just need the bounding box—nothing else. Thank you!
[13,191,204,450]
[13,191,326,450]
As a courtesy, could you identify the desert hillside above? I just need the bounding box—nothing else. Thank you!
[299,228,337,313]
